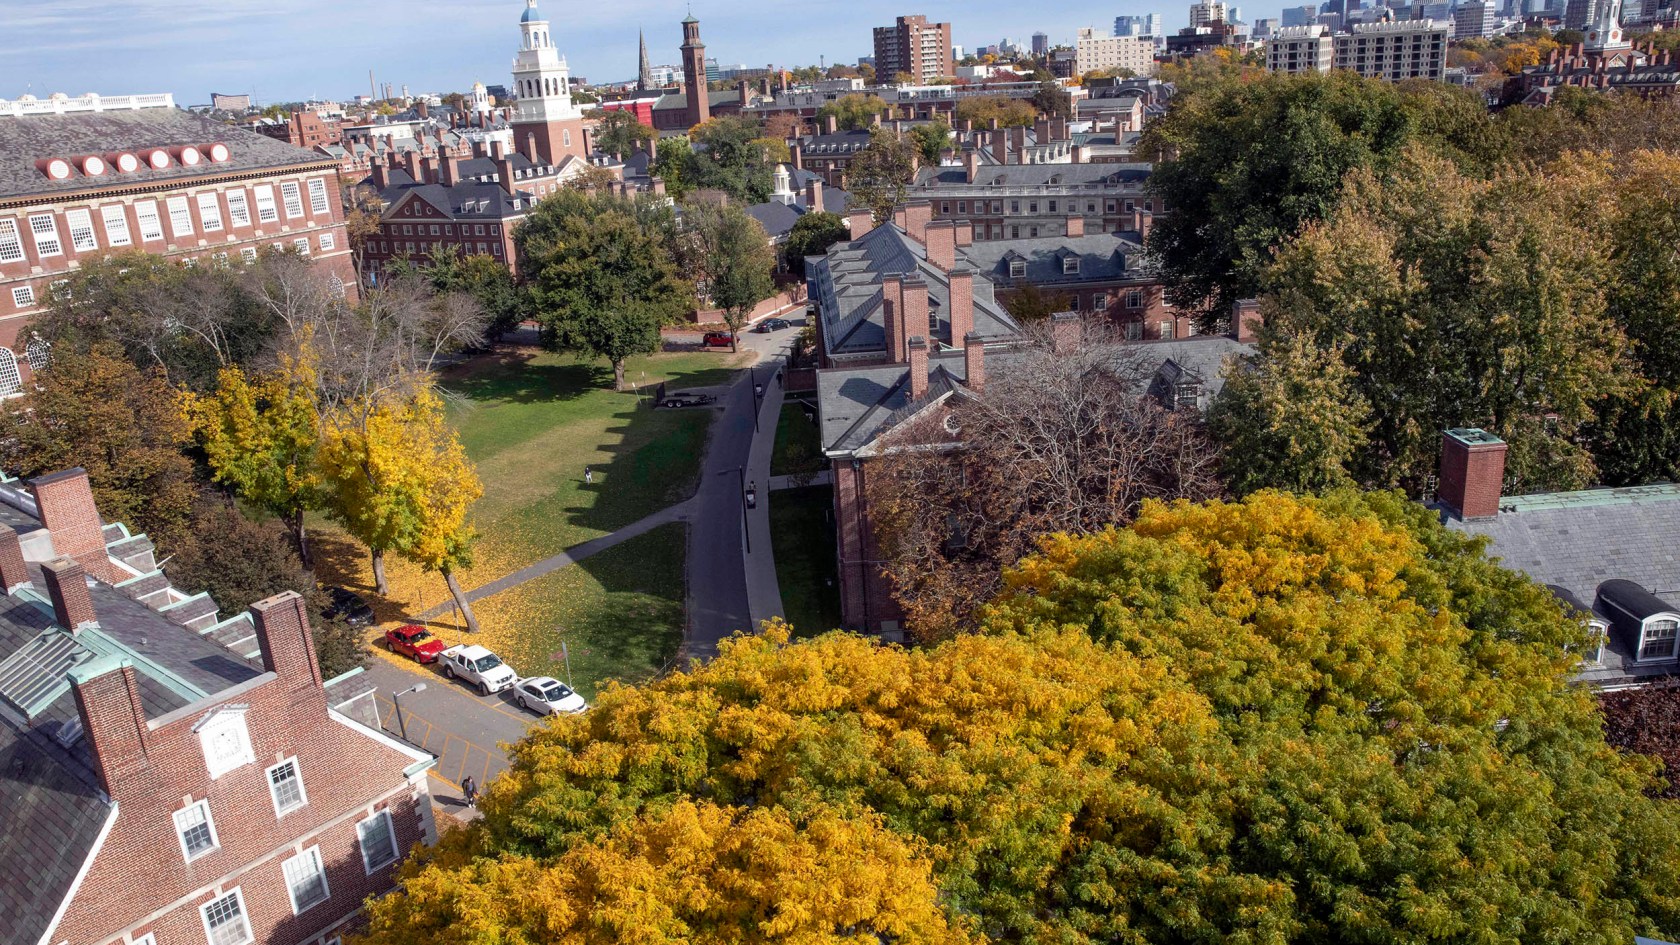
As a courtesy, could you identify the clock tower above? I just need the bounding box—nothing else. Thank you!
[1584,0,1630,53]
[510,0,587,163]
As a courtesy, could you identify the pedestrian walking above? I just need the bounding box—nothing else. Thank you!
[775,369,783,388]
[584,466,593,485]
[461,775,478,809]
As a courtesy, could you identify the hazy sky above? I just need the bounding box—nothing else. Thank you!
[7,0,1210,105]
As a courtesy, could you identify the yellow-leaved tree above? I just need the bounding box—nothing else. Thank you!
[319,386,483,630]
[182,355,323,565]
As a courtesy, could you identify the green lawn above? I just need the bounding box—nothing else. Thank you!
[770,400,825,479]
[768,486,843,637]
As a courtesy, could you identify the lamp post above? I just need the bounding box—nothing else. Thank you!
[393,683,427,743]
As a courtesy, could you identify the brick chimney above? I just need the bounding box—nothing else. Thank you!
[42,557,96,632]
[370,159,391,190]
[991,127,1008,165]
[1438,429,1508,521]
[848,208,875,238]
[29,469,105,572]
[1232,298,1262,342]
[823,113,839,134]
[925,220,956,271]
[882,274,903,362]
[417,99,429,119]
[490,138,507,160]
[0,524,29,593]
[251,590,324,690]
[423,156,440,185]
[440,154,461,187]
[805,177,824,212]
[964,332,986,392]
[496,155,518,195]
[963,149,979,183]
[791,141,803,170]
[1066,214,1085,238]
[69,656,150,797]
[403,149,424,183]
[1035,117,1051,143]
[908,337,930,400]
[902,276,930,350]
[1009,126,1026,163]
[1051,311,1082,355]
[947,267,974,345]
[1132,209,1152,241]
[901,201,932,244]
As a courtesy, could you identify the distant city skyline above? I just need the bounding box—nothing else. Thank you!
[12,0,1221,105]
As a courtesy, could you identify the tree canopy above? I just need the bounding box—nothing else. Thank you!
[816,93,890,131]
[782,211,849,276]
[846,128,922,223]
[678,200,775,349]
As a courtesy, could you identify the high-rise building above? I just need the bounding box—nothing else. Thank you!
[1032,31,1050,54]
[510,0,587,164]
[1228,6,1245,22]
[1075,27,1158,74]
[1564,0,1599,28]
[1252,17,1282,36]
[1266,24,1335,71]
[1190,1,1229,26]
[873,14,954,84]
[1282,4,1320,25]
[1116,13,1166,36]
[1333,18,1449,78]
[1453,0,1497,37]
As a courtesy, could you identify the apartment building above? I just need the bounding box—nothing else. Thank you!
[1074,28,1159,76]
[873,15,954,84]
[1263,19,1449,80]
[1266,24,1336,72]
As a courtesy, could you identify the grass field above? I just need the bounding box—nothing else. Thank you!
[313,344,749,693]
[767,485,843,637]
[770,400,824,479]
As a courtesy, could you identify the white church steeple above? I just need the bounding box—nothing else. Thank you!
[1585,0,1629,51]
[512,0,581,125]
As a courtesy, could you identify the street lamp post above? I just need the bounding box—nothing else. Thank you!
[393,683,427,743]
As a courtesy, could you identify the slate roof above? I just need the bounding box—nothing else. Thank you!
[961,233,1148,284]
[913,162,1152,188]
[653,91,745,111]
[796,129,874,153]
[0,106,331,201]
[361,154,556,221]
[1447,483,1680,687]
[746,170,853,238]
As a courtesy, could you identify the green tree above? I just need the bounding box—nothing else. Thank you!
[0,344,197,548]
[590,108,655,158]
[953,96,1035,128]
[518,191,691,390]
[906,118,952,164]
[387,244,525,340]
[689,115,775,202]
[1208,331,1369,495]
[816,93,890,131]
[680,200,776,351]
[846,128,921,223]
[1031,78,1071,120]
[650,135,693,197]
[782,211,849,276]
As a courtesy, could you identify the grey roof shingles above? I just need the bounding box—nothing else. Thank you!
[1,106,332,202]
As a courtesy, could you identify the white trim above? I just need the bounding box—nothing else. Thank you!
[356,809,399,874]
[327,708,432,765]
[32,802,117,945]
[199,887,253,945]
[281,845,331,914]
[174,798,221,862]
[267,756,309,817]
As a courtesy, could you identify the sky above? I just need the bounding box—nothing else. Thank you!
[7,0,1209,106]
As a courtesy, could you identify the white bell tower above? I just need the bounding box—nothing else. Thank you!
[511,0,581,125]
[1585,0,1629,52]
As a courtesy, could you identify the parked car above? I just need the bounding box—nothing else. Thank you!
[752,318,792,333]
[662,391,716,409]
[438,644,519,696]
[512,676,588,715]
[383,624,446,663]
[702,331,736,347]
[321,586,374,627]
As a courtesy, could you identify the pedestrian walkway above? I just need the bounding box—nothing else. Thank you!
[416,499,695,619]
[769,471,832,490]
[743,366,788,629]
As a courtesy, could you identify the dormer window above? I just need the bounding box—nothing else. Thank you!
[1062,257,1080,275]
[1008,259,1026,279]
[1598,580,1680,664]
[1641,617,1680,662]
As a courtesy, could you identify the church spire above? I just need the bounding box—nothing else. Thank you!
[638,29,654,92]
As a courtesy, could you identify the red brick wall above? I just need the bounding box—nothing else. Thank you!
[831,459,904,634]
[1438,432,1508,520]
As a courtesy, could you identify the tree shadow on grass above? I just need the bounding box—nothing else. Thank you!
[439,348,611,406]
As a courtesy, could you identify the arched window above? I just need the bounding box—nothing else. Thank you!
[0,348,23,397]
[24,336,51,374]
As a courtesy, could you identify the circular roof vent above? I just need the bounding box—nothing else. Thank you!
[178,146,202,166]
[208,142,230,162]
[43,158,72,180]
[81,155,106,176]
[145,148,171,169]
[112,152,140,173]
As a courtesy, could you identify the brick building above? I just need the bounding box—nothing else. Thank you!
[0,467,434,945]
[808,208,1250,633]
[647,14,757,132]
[0,92,356,377]
[909,161,1163,243]
[873,15,954,84]
[509,0,590,164]
[254,111,342,151]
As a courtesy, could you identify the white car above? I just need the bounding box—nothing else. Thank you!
[438,644,519,696]
[512,676,588,715]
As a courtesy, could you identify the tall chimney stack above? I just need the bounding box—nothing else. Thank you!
[42,557,96,632]
[1437,429,1508,520]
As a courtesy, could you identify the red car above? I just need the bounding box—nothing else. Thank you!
[702,331,736,348]
[384,624,446,663]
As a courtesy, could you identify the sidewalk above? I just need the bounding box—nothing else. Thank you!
[743,367,787,630]
[769,471,832,490]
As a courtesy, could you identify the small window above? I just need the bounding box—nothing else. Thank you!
[1126,290,1143,308]
[1159,319,1175,340]
[358,810,399,873]
[12,286,35,307]
[29,214,62,256]
[226,190,251,227]
[294,238,311,255]
[308,177,332,215]
[167,196,194,237]
[253,185,280,223]
[268,757,308,815]
[135,202,165,241]
[101,205,132,247]
[1641,618,1679,662]
[23,336,47,374]
[0,219,24,262]
[957,200,967,213]
[1069,295,1080,311]
[280,181,305,218]
[196,193,224,232]
[0,348,23,397]
[240,246,258,262]
[282,846,331,913]
[174,800,220,861]
[1010,200,1020,214]
[319,232,336,252]
[1008,259,1026,279]
[1048,199,1058,212]
[200,888,252,945]
[1062,256,1079,274]
[1094,295,1107,311]
[65,209,98,252]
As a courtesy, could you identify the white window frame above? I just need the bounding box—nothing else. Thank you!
[12,286,35,308]
[0,348,22,397]
[318,232,336,252]
[253,185,279,224]
[174,799,220,862]
[307,177,331,215]
[133,936,157,945]
[199,887,253,945]
[226,189,251,227]
[280,181,305,218]
[196,193,224,232]
[357,809,399,874]
[166,196,195,238]
[240,246,259,262]
[29,214,62,257]
[1640,617,1680,663]
[101,205,132,247]
[293,238,311,255]
[282,845,331,914]
[267,757,308,816]
[65,208,98,252]
[1062,256,1079,275]
[1008,259,1026,279]
[0,219,24,262]
[134,201,165,241]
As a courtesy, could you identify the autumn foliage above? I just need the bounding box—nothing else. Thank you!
[357,492,1680,944]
